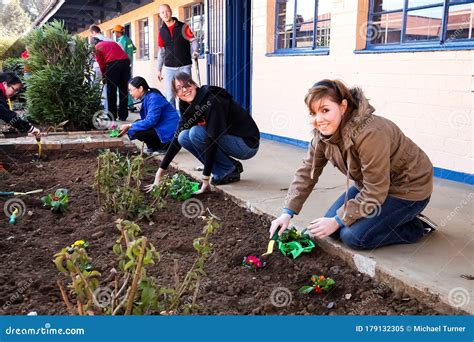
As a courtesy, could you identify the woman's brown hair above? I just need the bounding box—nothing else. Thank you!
[171,72,199,96]
[305,79,358,125]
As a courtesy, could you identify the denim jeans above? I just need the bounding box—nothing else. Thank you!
[178,125,259,180]
[162,64,192,110]
[325,186,430,250]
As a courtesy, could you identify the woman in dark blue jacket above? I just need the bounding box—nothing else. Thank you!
[120,76,179,153]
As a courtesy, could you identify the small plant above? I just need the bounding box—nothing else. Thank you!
[95,150,153,220]
[41,188,69,213]
[277,227,315,259]
[53,240,100,315]
[109,123,120,138]
[169,174,199,201]
[299,275,335,294]
[242,255,266,271]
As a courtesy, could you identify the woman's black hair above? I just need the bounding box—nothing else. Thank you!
[171,72,198,95]
[129,76,150,91]
[0,72,22,86]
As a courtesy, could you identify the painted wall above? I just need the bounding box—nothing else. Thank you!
[251,0,473,175]
[79,0,207,92]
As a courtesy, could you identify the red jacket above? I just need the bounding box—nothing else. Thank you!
[95,41,129,75]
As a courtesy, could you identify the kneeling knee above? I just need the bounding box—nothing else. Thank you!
[339,228,365,250]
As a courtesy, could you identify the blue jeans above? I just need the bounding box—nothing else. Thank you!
[325,186,429,250]
[162,64,192,110]
[178,125,259,181]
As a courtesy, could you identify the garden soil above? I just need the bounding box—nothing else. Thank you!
[0,149,447,315]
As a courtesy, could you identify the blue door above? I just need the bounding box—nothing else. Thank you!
[206,0,252,111]
[225,0,252,111]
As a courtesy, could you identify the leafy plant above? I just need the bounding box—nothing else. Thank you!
[41,188,69,213]
[277,227,315,259]
[299,275,335,294]
[53,240,101,315]
[23,20,101,130]
[2,57,24,76]
[169,174,199,201]
[95,150,153,220]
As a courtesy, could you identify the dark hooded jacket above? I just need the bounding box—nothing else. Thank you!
[160,86,260,176]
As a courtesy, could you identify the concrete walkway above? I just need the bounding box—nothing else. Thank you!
[167,139,473,314]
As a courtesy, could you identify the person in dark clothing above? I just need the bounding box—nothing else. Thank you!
[0,72,41,171]
[119,76,179,154]
[156,3,198,108]
[145,72,260,194]
[91,37,131,121]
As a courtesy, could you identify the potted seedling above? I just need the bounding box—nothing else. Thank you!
[41,188,69,213]
[299,275,335,294]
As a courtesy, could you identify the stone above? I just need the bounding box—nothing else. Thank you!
[327,301,335,309]
[345,293,352,300]
[329,266,340,274]
[262,275,271,282]
[91,231,104,239]
[227,237,236,246]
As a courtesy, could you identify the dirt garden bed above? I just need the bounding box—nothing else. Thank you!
[0,148,448,315]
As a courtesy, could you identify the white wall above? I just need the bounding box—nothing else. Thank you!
[251,0,474,174]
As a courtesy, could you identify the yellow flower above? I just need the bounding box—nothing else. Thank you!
[72,240,86,247]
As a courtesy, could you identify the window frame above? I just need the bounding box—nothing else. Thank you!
[364,0,474,51]
[183,2,205,58]
[138,18,150,60]
[272,0,331,55]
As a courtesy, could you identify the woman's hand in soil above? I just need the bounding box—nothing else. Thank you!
[269,213,292,238]
[145,168,164,192]
[119,124,132,137]
[307,217,339,239]
[30,127,41,137]
[194,179,211,194]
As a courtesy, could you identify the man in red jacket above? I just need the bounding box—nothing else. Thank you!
[91,37,130,121]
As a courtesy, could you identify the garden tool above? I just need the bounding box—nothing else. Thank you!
[8,208,19,224]
[194,56,201,86]
[35,135,42,158]
[261,232,279,256]
[7,98,13,110]
[0,189,43,196]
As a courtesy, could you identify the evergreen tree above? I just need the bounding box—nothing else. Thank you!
[24,20,102,130]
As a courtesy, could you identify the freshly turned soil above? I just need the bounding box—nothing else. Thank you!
[0,149,446,315]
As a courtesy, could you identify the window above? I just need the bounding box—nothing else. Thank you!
[367,0,474,48]
[184,2,205,56]
[138,18,149,59]
[153,14,163,58]
[275,0,331,52]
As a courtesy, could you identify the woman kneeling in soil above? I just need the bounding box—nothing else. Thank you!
[120,76,179,154]
[270,79,437,250]
[146,72,260,193]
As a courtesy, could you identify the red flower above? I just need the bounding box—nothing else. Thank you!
[314,285,322,293]
[52,196,59,201]
[245,256,263,268]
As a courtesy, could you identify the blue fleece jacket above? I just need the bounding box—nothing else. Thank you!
[127,90,179,143]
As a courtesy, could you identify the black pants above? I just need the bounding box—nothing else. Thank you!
[134,128,170,151]
[105,59,130,121]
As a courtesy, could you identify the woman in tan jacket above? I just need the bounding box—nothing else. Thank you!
[269,79,436,250]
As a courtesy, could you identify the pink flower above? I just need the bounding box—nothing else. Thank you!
[245,255,263,268]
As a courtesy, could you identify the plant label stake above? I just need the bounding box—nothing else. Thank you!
[262,232,279,256]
